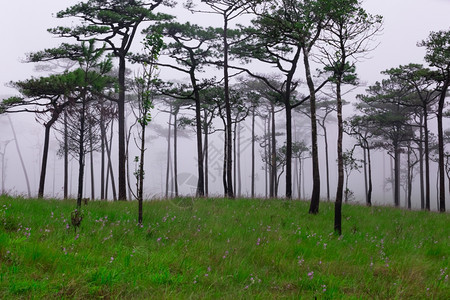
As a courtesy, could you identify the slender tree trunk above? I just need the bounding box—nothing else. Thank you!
[304,49,320,214]
[424,109,431,211]
[394,144,400,207]
[8,115,31,198]
[203,117,208,197]
[237,122,242,198]
[165,108,172,199]
[105,119,117,201]
[193,76,204,197]
[363,147,368,204]
[89,123,95,200]
[233,121,237,195]
[285,97,292,199]
[38,113,59,198]
[335,81,344,234]
[118,55,127,201]
[251,107,255,198]
[174,111,178,197]
[407,146,412,209]
[100,119,105,200]
[77,101,86,208]
[138,120,146,225]
[64,111,69,199]
[264,117,268,198]
[222,129,228,196]
[367,144,373,207]
[437,78,448,212]
[223,17,234,198]
[323,125,330,202]
[419,114,425,209]
[271,104,276,198]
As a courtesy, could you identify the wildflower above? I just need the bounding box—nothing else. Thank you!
[110,256,114,263]
[256,238,261,246]
[323,243,327,249]
[307,271,314,279]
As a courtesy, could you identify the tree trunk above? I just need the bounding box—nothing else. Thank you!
[104,118,117,201]
[203,115,208,196]
[437,78,449,212]
[165,108,172,199]
[237,122,242,198]
[64,111,69,199]
[419,114,425,209]
[424,109,431,211]
[304,49,320,214]
[7,115,31,198]
[367,143,373,207]
[77,101,86,208]
[118,55,127,201]
[174,110,178,197]
[193,77,204,197]
[334,81,344,235]
[251,107,255,198]
[38,112,59,198]
[222,129,228,196]
[363,147,368,204]
[271,103,276,198]
[89,123,95,200]
[223,17,234,198]
[394,144,400,207]
[323,125,330,202]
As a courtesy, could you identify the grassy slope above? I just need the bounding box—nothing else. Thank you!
[0,195,448,299]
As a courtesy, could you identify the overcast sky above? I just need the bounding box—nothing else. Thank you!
[1,0,450,97]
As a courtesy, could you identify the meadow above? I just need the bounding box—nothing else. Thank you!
[0,195,448,299]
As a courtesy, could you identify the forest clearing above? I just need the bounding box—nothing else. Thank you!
[0,195,448,299]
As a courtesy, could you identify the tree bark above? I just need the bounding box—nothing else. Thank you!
[223,17,234,198]
[118,55,127,201]
[165,107,172,199]
[335,81,344,235]
[251,107,255,198]
[7,115,31,198]
[304,48,320,214]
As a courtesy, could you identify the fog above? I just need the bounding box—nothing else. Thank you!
[0,0,449,210]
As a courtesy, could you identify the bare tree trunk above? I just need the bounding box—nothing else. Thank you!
[89,124,95,200]
[419,115,425,209]
[174,110,178,197]
[304,48,320,214]
[367,144,373,207]
[223,18,234,198]
[323,125,330,202]
[77,101,86,208]
[394,145,400,207]
[237,122,242,198]
[165,108,172,199]
[203,119,208,196]
[363,147,368,204]
[104,119,117,201]
[64,111,69,199]
[334,81,344,234]
[437,78,448,212]
[424,109,431,211]
[251,107,255,198]
[271,104,276,198]
[8,115,32,198]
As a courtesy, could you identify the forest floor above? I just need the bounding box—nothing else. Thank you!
[0,195,448,299]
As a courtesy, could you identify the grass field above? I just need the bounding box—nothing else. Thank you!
[0,195,448,299]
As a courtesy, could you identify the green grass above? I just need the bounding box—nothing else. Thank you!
[0,195,448,299]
